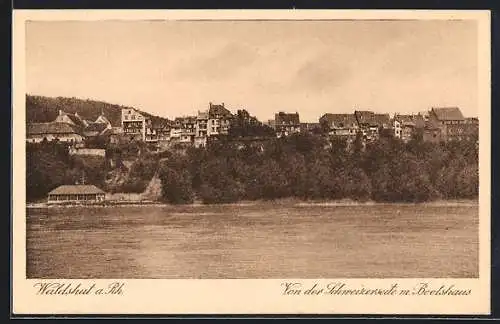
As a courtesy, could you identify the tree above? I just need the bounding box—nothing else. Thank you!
[158,166,194,204]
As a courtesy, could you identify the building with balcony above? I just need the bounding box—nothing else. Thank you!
[121,108,147,141]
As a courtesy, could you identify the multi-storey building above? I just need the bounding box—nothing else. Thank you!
[208,102,232,136]
[145,119,159,143]
[392,113,425,142]
[194,111,209,148]
[181,116,197,143]
[170,116,196,144]
[427,107,478,142]
[319,113,359,137]
[274,112,300,138]
[354,110,391,140]
[121,108,147,141]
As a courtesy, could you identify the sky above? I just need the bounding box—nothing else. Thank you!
[26,19,478,122]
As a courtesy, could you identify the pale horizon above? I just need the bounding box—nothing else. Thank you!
[26,20,479,122]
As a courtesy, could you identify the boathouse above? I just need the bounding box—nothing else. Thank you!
[47,185,106,204]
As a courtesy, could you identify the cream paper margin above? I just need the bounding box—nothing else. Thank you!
[12,9,491,315]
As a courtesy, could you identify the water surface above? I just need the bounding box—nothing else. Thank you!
[26,203,478,278]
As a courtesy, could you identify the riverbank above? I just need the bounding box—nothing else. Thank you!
[26,197,479,209]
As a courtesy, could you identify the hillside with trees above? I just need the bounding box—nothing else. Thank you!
[152,132,478,205]
[26,94,169,126]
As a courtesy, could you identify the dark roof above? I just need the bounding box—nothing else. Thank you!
[354,111,390,127]
[27,122,81,135]
[430,107,464,121]
[394,114,425,128]
[209,103,232,119]
[374,114,391,126]
[320,113,358,128]
[84,122,108,133]
[197,111,209,119]
[354,111,374,125]
[174,116,197,124]
[65,113,88,128]
[149,119,170,129]
[48,185,105,195]
[275,112,300,125]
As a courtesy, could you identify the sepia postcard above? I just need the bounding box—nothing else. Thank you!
[12,9,491,315]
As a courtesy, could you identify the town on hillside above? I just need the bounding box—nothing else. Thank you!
[27,101,479,150]
[26,99,479,206]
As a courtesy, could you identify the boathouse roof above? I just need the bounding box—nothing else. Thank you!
[48,185,105,195]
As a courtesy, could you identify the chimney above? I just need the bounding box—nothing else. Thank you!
[75,112,79,117]
[209,102,212,108]
[222,102,224,107]
[59,110,63,116]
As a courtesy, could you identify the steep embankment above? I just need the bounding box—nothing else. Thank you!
[141,172,163,201]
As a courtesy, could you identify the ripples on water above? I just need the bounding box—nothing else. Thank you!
[26,203,478,279]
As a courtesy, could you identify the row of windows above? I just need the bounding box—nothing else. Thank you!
[124,115,144,121]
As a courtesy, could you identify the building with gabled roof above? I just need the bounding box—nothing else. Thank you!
[47,185,106,204]
[207,102,232,137]
[429,107,464,122]
[27,122,84,143]
[95,113,111,126]
[427,107,476,142]
[54,110,89,129]
[319,113,359,137]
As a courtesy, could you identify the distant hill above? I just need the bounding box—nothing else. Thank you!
[26,95,170,127]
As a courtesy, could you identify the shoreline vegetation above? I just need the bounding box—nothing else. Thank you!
[27,130,478,206]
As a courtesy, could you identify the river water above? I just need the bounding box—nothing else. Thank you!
[26,202,478,278]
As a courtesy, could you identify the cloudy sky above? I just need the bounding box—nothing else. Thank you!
[26,19,478,122]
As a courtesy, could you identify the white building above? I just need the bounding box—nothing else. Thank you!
[121,108,147,141]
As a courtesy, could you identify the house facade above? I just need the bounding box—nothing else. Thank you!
[121,108,147,141]
[319,113,359,137]
[27,122,85,143]
[145,119,171,144]
[207,102,232,137]
[274,112,301,138]
[354,111,391,140]
[392,114,425,142]
[427,107,477,142]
